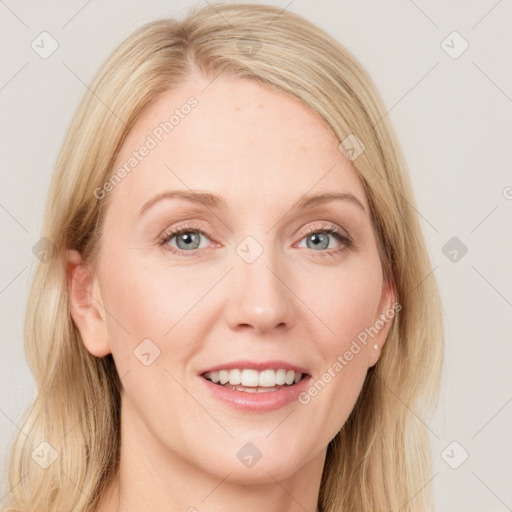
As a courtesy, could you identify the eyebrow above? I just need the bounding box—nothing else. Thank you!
[138,189,366,216]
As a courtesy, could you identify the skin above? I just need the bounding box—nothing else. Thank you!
[67,72,394,512]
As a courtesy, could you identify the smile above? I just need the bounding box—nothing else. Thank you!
[203,368,305,392]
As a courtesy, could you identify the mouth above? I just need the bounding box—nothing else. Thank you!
[198,361,312,412]
[201,368,310,393]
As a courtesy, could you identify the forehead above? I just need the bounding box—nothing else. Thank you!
[108,74,369,216]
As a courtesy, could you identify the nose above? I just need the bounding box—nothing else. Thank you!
[223,247,296,335]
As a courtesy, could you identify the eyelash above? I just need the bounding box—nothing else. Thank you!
[158,223,353,259]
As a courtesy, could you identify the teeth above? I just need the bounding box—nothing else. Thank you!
[228,368,241,385]
[258,369,275,387]
[219,370,229,385]
[242,369,259,387]
[204,368,304,387]
[275,369,286,385]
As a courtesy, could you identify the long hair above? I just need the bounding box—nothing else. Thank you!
[2,3,443,511]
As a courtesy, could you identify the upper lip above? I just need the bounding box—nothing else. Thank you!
[199,360,310,375]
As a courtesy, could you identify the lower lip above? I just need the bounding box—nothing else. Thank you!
[198,374,312,412]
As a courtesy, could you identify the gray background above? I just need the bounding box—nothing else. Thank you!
[1,1,511,510]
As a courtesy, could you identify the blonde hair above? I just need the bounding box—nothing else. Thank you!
[2,3,443,511]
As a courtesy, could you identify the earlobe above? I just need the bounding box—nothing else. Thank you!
[66,249,111,357]
[367,279,396,368]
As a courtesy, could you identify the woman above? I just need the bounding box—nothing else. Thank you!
[3,3,443,511]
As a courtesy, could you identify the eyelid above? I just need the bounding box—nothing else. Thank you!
[295,222,352,241]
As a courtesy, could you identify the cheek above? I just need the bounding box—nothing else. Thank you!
[307,260,382,419]
[297,263,382,437]
[99,252,210,342]
[299,257,383,347]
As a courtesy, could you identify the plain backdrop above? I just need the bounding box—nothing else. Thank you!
[1,1,511,510]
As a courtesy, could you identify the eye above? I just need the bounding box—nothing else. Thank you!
[295,223,353,256]
[158,222,353,258]
[159,226,213,257]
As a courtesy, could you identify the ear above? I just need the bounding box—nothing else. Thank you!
[66,249,111,357]
[367,278,397,368]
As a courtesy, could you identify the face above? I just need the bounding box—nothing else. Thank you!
[68,73,394,485]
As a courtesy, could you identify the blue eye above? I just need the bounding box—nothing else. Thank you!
[159,223,353,258]
[298,229,349,251]
[294,225,353,258]
[160,228,210,255]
